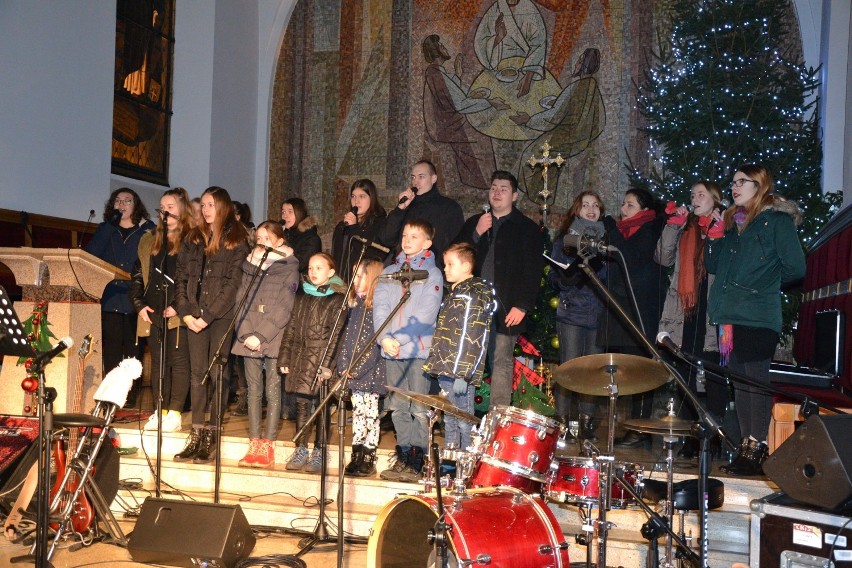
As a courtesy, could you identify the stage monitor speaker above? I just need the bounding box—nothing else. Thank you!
[763,414,852,510]
[128,498,255,568]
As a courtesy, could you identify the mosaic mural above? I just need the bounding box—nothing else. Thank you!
[268,0,661,235]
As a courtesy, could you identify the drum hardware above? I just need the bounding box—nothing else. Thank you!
[534,359,556,409]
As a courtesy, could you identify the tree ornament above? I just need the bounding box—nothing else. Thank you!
[21,377,38,393]
[550,335,560,350]
[513,344,522,357]
[549,296,559,310]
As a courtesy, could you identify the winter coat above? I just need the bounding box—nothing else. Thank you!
[706,198,805,333]
[277,277,347,396]
[331,212,389,283]
[423,277,496,385]
[128,231,183,336]
[454,207,545,335]
[230,252,300,359]
[655,222,718,353]
[336,297,387,395]
[283,216,322,274]
[174,239,251,323]
[379,187,464,267]
[597,214,667,349]
[86,219,156,314]
[373,249,444,360]
[549,237,607,330]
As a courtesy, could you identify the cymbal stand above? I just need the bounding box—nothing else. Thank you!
[421,409,449,493]
[592,363,620,568]
[661,433,678,568]
[427,443,451,568]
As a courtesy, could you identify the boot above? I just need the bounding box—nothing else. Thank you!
[615,430,651,448]
[253,439,274,469]
[193,428,217,463]
[357,446,377,477]
[232,390,248,417]
[174,427,203,462]
[380,445,409,481]
[579,414,597,442]
[238,438,260,467]
[344,444,364,476]
[720,437,768,476]
[399,447,425,483]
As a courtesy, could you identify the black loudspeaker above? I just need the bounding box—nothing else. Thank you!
[764,414,852,510]
[128,498,256,568]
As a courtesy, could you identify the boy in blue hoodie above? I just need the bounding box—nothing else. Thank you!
[373,219,443,482]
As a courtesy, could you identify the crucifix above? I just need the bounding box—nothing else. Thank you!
[526,141,565,226]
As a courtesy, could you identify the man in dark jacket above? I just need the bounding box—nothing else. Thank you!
[379,160,464,268]
[454,170,545,407]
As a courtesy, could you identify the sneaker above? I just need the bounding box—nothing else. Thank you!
[239,439,260,467]
[304,447,324,474]
[379,446,408,481]
[253,439,275,469]
[143,412,163,431]
[161,411,183,433]
[286,446,309,471]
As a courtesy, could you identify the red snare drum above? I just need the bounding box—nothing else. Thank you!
[545,456,643,509]
[367,486,570,568]
[469,405,564,493]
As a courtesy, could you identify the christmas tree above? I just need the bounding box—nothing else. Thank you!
[629,0,842,337]
[630,0,840,242]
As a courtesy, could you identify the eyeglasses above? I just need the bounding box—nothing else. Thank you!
[730,178,756,189]
[114,198,133,205]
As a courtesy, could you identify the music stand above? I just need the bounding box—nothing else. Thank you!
[0,285,37,358]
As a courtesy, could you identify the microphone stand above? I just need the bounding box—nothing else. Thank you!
[199,246,270,503]
[576,253,734,568]
[152,265,173,499]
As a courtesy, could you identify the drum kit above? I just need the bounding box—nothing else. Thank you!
[369,354,714,568]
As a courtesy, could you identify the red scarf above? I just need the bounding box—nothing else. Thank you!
[677,216,706,317]
[616,208,657,239]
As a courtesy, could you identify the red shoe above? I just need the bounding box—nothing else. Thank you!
[253,439,275,469]
[238,439,260,467]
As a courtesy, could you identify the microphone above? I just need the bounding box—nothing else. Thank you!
[353,235,390,254]
[86,209,96,224]
[79,209,96,248]
[398,186,418,206]
[155,208,178,220]
[563,234,616,255]
[656,331,683,358]
[379,269,429,282]
[483,204,491,214]
[350,206,359,217]
[110,209,122,224]
[35,336,74,365]
[256,244,291,257]
[707,199,731,231]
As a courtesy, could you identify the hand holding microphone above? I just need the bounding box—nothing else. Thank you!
[664,201,691,227]
[398,186,417,208]
[344,206,358,226]
[476,205,493,236]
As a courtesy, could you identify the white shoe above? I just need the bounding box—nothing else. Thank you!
[143,413,162,431]
[161,411,183,433]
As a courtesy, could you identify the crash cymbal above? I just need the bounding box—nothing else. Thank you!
[386,385,479,423]
[553,353,670,396]
[623,415,695,435]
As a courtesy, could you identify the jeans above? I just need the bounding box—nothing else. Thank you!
[555,323,601,418]
[244,356,280,440]
[728,355,772,441]
[385,358,431,449]
[186,317,232,427]
[148,322,190,412]
[487,332,517,408]
[437,377,474,449]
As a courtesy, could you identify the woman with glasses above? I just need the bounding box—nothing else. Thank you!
[86,188,156,406]
[706,165,805,475]
[655,181,726,458]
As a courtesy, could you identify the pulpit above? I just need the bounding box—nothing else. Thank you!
[0,248,129,414]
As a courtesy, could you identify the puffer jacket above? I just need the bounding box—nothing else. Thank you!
[283,216,322,273]
[335,297,387,395]
[372,249,444,360]
[174,239,251,323]
[278,276,347,396]
[230,252,300,359]
[86,219,156,313]
[423,277,496,385]
[706,197,805,333]
[549,237,607,330]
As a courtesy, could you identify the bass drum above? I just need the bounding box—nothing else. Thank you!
[367,486,569,568]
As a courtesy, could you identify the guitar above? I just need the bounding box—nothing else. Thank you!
[49,334,94,533]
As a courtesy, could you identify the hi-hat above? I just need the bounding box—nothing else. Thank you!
[553,353,670,396]
[623,415,695,435]
[386,385,479,423]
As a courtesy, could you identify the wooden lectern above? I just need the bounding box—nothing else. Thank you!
[0,248,129,415]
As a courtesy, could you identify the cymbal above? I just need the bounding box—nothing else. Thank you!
[553,353,670,396]
[623,415,695,435]
[386,385,479,423]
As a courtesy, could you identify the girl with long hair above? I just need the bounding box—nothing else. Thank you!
[280,197,322,274]
[174,186,250,463]
[331,179,388,283]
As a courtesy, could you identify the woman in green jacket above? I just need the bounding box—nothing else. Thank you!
[705,164,805,475]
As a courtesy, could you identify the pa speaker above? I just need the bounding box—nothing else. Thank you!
[128,498,256,567]
[764,414,852,510]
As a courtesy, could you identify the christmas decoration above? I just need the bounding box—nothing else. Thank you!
[629,0,842,338]
[474,376,491,414]
[15,302,60,415]
[525,230,560,361]
[511,375,554,417]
